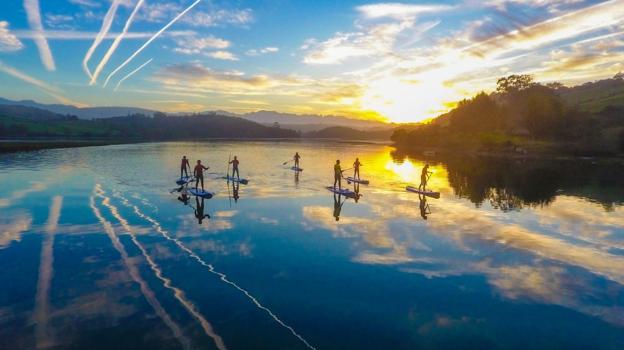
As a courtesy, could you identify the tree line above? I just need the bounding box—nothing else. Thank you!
[392,73,624,155]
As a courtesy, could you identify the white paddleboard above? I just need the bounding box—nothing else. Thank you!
[188,188,214,198]
[345,177,369,185]
[326,186,356,196]
[406,186,440,198]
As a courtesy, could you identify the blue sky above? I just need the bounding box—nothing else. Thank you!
[0,0,623,122]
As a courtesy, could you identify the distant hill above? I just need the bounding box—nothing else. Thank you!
[303,126,393,140]
[0,104,76,121]
[0,97,156,119]
[237,110,390,130]
[0,111,298,139]
[556,76,624,112]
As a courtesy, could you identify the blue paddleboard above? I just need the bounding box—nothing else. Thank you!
[326,186,356,196]
[188,188,214,198]
[291,166,303,172]
[176,176,195,185]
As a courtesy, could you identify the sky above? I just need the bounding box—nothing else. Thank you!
[0,0,623,123]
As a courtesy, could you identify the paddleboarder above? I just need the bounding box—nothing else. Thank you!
[419,164,432,191]
[353,158,362,179]
[193,160,209,191]
[229,156,240,180]
[180,155,190,179]
[294,152,301,168]
[334,159,343,189]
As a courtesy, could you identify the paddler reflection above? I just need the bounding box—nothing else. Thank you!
[333,193,346,221]
[233,182,240,202]
[419,194,431,220]
[194,196,210,224]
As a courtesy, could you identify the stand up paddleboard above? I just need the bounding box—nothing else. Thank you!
[291,166,303,172]
[176,176,195,186]
[222,176,249,185]
[406,186,440,199]
[188,188,215,198]
[345,177,369,185]
[326,186,356,197]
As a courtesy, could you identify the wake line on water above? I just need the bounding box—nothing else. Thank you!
[95,184,226,350]
[90,189,192,350]
[113,190,317,350]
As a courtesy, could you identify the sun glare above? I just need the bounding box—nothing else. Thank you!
[362,77,457,123]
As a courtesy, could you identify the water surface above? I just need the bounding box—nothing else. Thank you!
[1,141,623,350]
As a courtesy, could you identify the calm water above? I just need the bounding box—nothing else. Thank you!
[1,141,623,350]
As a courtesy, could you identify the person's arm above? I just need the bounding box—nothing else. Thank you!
[203,165,209,170]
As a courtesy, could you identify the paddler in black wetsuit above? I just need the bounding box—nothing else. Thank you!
[418,164,432,191]
[180,155,190,179]
[334,159,342,189]
[294,152,301,169]
[353,158,362,180]
[193,160,209,191]
[229,156,240,180]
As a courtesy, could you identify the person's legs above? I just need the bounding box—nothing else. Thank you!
[234,168,239,179]
[200,176,204,190]
[195,177,199,189]
[334,175,338,188]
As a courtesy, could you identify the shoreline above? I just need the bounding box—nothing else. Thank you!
[0,137,393,154]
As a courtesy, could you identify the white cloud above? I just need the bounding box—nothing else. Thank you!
[13,29,194,40]
[246,46,279,56]
[139,2,253,27]
[44,14,74,29]
[356,2,453,20]
[204,50,239,61]
[0,21,23,52]
[23,0,56,71]
[173,35,231,55]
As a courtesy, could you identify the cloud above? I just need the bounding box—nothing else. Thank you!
[245,47,279,56]
[153,62,272,90]
[356,2,453,20]
[44,14,74,29]
[173,35,231,55]
[0,21,24,52]
[23,0,56,71]
[139,2,253,27]
[0,214,32,249]
[0,60,79,105]
[182,8,253,27]
[204,50,238,61]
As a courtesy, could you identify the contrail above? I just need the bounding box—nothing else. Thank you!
[90,189,192,350]
[90,0,146,85]
[83,0,123,80]
[97,185,227,350]
[34,196,63,349]
[114,58,153,91]
[114,190,317,350]
[23,0,55,71]
[104,0,202,87]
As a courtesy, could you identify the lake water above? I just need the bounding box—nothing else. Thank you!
[1,141,623,350]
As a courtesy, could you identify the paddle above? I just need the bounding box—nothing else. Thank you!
[282,159,292,165]
[227,153,231,180]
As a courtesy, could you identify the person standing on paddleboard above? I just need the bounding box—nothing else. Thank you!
[193,160,209,190]
[294,152,301,168]
[181,156,190,179]
[353,158,362,179]
[334,159,343,189]
[419,164,432,191]
[229,156,240,180]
